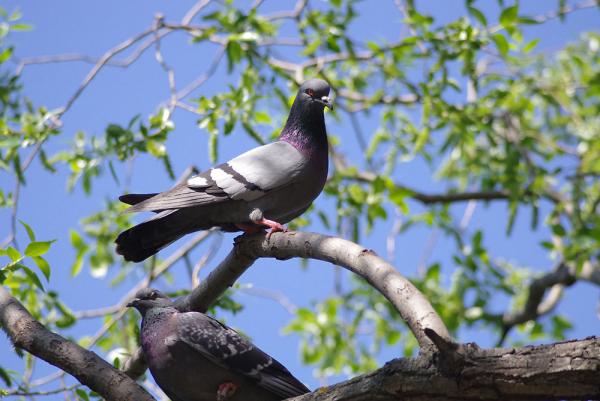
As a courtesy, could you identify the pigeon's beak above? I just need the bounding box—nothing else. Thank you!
[315,96,333,110]
[127,298,140,308]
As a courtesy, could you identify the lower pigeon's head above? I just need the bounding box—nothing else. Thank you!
[127,288,173,314]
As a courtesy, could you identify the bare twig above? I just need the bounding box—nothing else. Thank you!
[181,0,212,25]
[164,45,226,108]
[59,27,157,116]
[265,0,308,20]
[489,0,599,34]
[5,383,80,397]
[238,284,298,314]
[497,262,576,346]
[152,15,177,114]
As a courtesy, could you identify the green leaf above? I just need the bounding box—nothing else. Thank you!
[71,251,85,277]
[551,224,566,236]
[499,5,518,27]
[6,247,22,262]
[75,388,90,401]
[19,220,36,241]
[11,23,32,31]
[0,47,12,64]
[468,6,487,26]
[70,229,85,249]
[254,111,271,125]
[20,265,45,291]
[209,131,218,163]
[33,256,51,281]
[0,366,11,386]
[492,33,509,56]
[226,41,243,72]
[522,38,539,53]
[24,241,54,258]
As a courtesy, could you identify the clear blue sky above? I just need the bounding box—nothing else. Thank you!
[1,1,599,399]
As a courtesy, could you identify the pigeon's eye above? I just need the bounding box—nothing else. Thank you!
[305,88,314,97]
[149,291,157,299]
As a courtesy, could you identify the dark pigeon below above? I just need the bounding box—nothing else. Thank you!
[116,79,332,262]
[128,288,310,401]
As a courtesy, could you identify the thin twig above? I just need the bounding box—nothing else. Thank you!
[238,284,298,314]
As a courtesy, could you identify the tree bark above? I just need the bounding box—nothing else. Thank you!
[0,286,155,401]
[289,335,600,401]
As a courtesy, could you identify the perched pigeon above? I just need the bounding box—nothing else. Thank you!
[128,288,310,401]
[116,79,332,262]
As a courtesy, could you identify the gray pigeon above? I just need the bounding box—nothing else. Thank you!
[116,79,332,262]
[128,288,310,401]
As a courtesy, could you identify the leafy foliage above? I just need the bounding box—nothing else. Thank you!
[0,0,599,397]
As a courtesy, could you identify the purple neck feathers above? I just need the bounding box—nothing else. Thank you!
[278,98,328,156]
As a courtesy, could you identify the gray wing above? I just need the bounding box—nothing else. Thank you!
[175,312,309,398]
[123,141,306,213]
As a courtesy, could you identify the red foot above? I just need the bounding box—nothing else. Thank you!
[217,382,238,401]
[236,219,287,238]
[257,217,287,239]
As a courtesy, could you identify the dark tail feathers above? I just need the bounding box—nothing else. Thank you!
[116,210,196,262]
[119,193,158,206]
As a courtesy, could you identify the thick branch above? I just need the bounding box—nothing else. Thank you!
[288,335,600,401]
[0,287,155,401]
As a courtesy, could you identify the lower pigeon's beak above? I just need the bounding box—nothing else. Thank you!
[127,298,140,308]
[316,96,333,110]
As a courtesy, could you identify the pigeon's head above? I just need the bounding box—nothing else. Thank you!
[298,79,333,110]
[127,288,172,314]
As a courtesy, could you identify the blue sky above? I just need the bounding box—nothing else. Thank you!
[1,1,599,399]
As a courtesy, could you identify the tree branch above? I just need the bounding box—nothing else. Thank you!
[340,167,565,205]
[123,231,450,378]
[233,232,451,350]
[0,287,156,401]
[288,334,600,401]
[496,260,600,346]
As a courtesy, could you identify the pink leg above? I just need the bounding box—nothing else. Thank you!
[256,217,287,239]
[217,382,238,401]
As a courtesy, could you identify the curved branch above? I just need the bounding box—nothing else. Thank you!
[234,231,451,351]
[180,231,450,349]
[124,231,450,378]
[497,263,576,345]
[0,287,155,401]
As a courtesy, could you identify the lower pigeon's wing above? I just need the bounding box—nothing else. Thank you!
[175,312,310,399]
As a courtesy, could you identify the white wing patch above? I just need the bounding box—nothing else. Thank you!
[208,167,262,201]
[187,175,208,187]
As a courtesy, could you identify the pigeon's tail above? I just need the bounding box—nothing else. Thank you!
[116,209,204,262]
[119,193,159,206]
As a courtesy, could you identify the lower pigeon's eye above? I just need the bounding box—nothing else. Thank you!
[305,88,314,97]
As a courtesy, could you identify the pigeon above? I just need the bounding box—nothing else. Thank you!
[127,288,310,401]
[116,79,332,262]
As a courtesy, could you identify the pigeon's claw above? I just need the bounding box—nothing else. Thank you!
[257,218,287,239]
[217,382,238,401]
